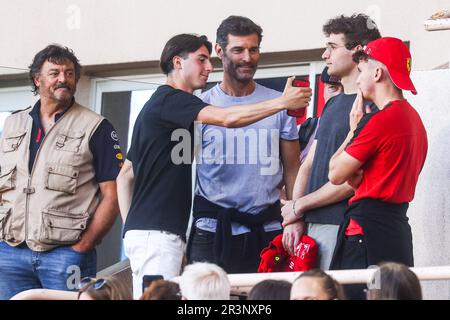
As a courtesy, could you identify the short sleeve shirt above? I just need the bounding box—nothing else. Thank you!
[124,85,208,239]
[345,99,428,204]
[195,83,298,234]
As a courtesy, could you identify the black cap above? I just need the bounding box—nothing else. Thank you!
[320,66,341,85]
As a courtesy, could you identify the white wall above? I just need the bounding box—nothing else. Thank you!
[1,0,449,73]
[407,69,450,299]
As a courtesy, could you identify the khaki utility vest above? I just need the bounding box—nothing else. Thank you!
[0,102,104,251]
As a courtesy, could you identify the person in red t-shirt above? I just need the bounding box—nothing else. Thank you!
[327,37,428,299]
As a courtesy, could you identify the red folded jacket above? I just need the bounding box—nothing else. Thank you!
[258,233,318,273]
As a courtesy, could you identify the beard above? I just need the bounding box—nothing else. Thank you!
[223,56,258,84]
[51,83,76,102]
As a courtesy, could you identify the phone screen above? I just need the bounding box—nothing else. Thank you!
[142,275,163,293]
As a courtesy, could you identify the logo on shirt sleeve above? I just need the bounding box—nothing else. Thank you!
[111,131,119,141]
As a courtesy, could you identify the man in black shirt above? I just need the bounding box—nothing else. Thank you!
[281,14,380,271]
[116,33,312,298]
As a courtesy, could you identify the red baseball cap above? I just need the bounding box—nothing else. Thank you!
[363,37,417,95]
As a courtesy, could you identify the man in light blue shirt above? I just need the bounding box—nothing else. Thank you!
[188,16,301,273]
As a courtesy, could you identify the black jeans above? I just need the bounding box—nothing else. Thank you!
[339,234,368,300]
[188,227,281,274]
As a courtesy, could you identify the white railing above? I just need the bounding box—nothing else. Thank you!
[222,266,450,295]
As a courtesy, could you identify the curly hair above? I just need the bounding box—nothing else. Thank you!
[29,44,81,96]
[352,49,371,63]
[323,13,381,50]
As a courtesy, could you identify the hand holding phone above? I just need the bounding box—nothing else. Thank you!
[287,77,310,118]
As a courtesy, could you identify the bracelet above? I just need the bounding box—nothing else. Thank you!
[292,199,304,220]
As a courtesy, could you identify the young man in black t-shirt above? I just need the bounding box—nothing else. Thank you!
[116,33,312,298]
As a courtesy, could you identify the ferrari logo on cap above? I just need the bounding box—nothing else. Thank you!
[407,58,412,72]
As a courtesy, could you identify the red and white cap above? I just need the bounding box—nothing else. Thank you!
[363,37,417,95]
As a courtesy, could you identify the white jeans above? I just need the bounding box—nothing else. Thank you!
[307,223,340,270]
[123,230,186,299]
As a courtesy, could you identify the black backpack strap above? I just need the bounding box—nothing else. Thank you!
[298,117,319,150]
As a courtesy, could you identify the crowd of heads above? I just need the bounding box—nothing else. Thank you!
[71,261,422,300]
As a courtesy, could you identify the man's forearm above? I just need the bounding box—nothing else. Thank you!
[292,141,316,199]
[292,162,311,199]
[201,98,286,128]
[298,181,354,213]
[198,83,312,128]
[76,194,119,250]
[284,170,297,200]
[329,131,353,174]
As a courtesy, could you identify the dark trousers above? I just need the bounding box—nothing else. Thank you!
[334,234,368,300]
[188,227,281,274]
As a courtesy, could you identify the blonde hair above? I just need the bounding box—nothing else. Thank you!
[179,262,230,300]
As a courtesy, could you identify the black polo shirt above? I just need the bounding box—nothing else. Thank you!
[28,100,122,182]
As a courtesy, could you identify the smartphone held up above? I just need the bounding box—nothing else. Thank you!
[287,77,310,118]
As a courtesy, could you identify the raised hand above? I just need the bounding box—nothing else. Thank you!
[282,76,312,111]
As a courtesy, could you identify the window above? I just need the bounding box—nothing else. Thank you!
[91,74,165,154]
[0,86,38,136]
